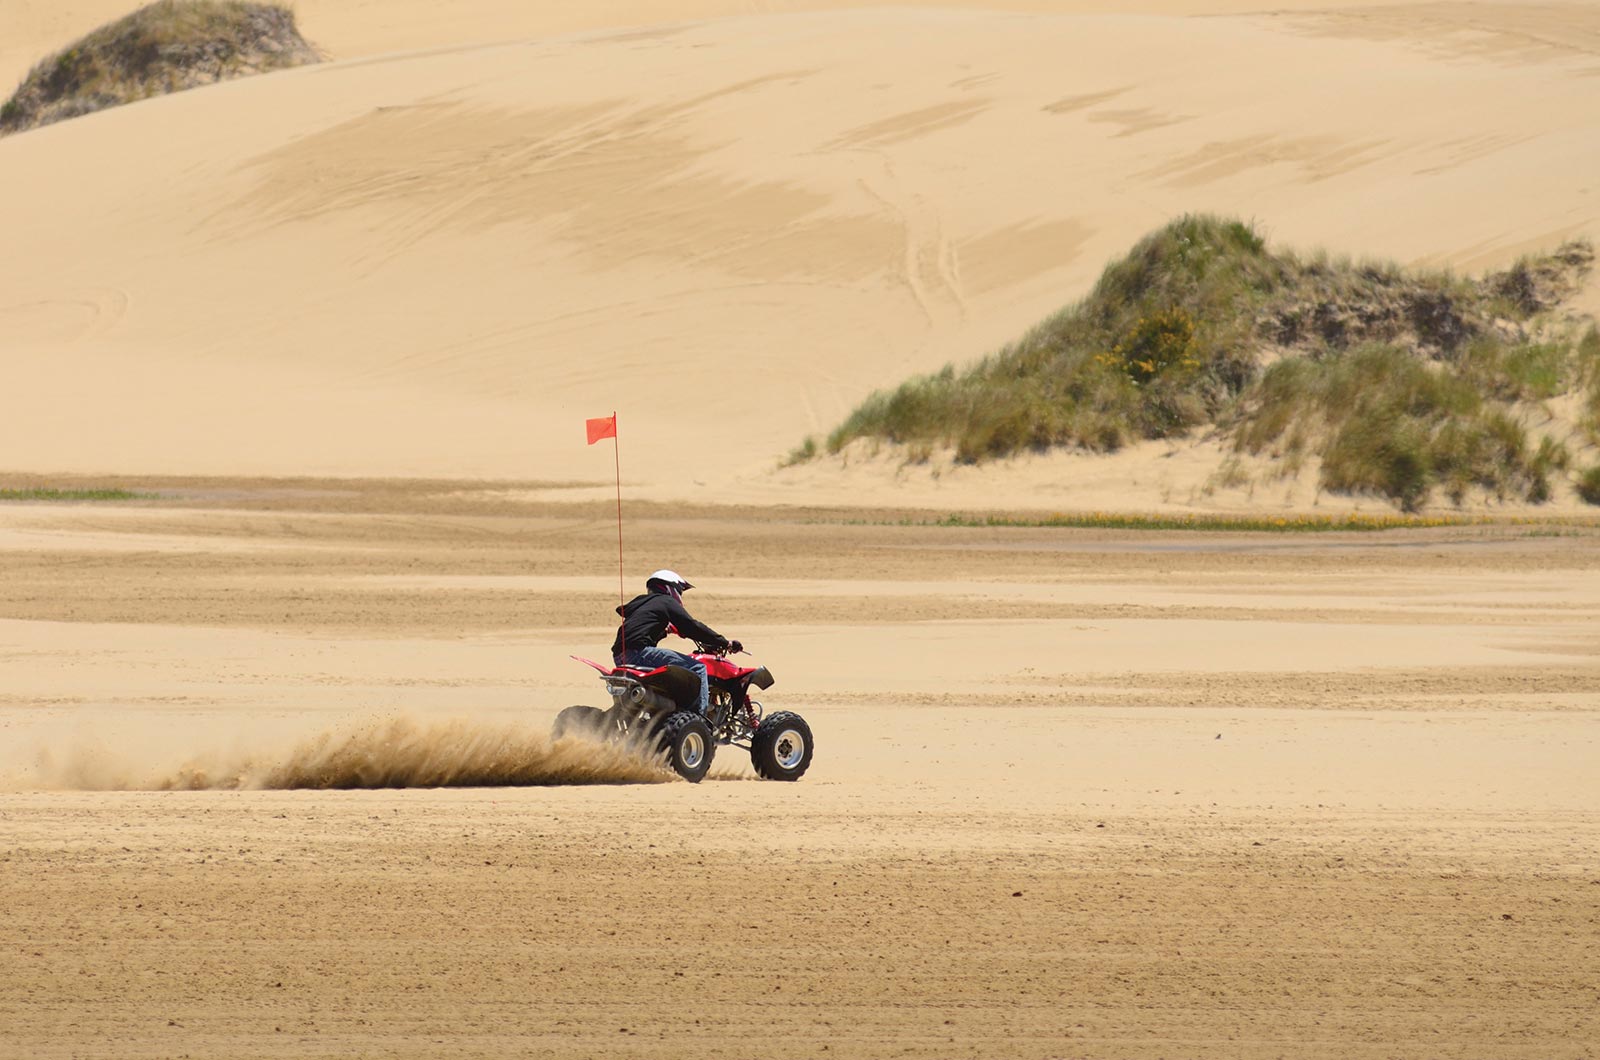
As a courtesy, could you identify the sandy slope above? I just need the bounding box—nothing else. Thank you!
[0,485,1597,1057]
[0,0,1446,92]
[3,2,1599,503]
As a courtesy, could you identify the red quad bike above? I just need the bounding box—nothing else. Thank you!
[553,644,814,783]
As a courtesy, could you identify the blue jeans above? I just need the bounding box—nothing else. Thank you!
[616,646,708,714]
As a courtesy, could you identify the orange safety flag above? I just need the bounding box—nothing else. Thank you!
[585,414,617,445]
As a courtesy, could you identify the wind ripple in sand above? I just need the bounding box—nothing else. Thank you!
[28,716,674,790]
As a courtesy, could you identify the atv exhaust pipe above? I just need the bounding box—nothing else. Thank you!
[615,682,677,717]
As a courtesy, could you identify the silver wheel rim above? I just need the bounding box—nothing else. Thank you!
[679,731,705,770]
[773,729,805,770]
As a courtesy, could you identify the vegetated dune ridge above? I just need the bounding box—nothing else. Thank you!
[811,216,1600,512]
[0,0,320,135]
[3,3,1599,509]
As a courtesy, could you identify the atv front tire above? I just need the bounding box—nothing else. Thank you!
[655,711,715,783]
[751,711,813,781]
[552,705,607,742]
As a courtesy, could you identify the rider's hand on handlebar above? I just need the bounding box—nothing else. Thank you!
[728,639,743,655]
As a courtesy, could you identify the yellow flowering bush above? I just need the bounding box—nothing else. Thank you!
[1098,308,1201,386]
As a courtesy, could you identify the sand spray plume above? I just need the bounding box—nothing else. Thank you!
[240,716,672,790]
[15,714,674,791]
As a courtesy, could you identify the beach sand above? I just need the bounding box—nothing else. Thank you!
[1,483,1597,1057]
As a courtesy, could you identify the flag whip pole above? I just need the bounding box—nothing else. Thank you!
[586,411,626,661]
[611,411,624,622]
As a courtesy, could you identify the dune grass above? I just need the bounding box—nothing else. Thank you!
[927,510,1478,532]
[815,215,1595,511]
[817,509,1600,532]
[1579,326,1600,441]
[781,436,819,468]
[1,0,318,135]
[1578,466,1600,506]
[0,488,153,502]
[1237,344,1572,510]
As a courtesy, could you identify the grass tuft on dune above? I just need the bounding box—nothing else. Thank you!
[0,487,152,502]
[817,215,1597,511]
[0,0,319,135]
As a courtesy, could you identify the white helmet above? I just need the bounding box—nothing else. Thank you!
[646,569,694,594]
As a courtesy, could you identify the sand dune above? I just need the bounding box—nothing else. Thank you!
[3,3,1598,500]
[0,0,1445,92]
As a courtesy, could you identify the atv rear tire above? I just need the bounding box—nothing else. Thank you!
[655,711,714,783]
[552,705,607,742]
[750,711,813,781]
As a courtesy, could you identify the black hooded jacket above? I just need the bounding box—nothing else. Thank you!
[611,589,728,658]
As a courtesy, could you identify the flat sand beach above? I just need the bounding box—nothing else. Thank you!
[1,483,1597,1057]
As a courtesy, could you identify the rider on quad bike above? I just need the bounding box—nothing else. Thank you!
[612,569,739,717]
[557,569,814,783]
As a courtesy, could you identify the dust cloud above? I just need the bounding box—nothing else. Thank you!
[14,715,672,790]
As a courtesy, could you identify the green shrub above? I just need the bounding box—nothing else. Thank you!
[1577,466,1600,506]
